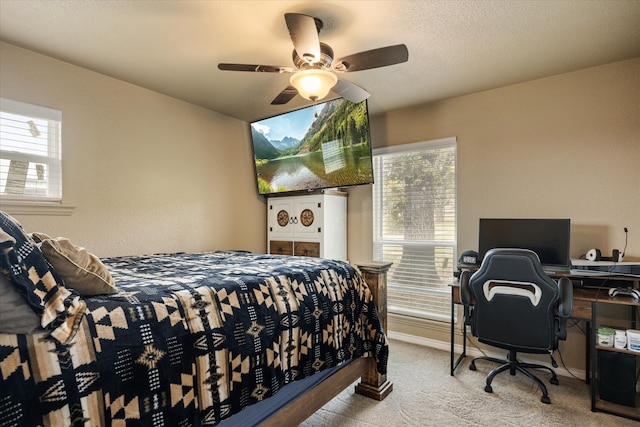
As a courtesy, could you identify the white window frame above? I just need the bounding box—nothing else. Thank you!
[373,137,457,322]
[0,98,73,214]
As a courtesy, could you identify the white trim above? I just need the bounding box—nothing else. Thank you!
[0,98,62,121]
[373,137,457,319]
[373,136,456,156]
[1,98,63,203]
[0,200,75,216]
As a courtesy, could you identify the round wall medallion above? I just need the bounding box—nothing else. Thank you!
[300,209,314,226]
[277,210,289,227]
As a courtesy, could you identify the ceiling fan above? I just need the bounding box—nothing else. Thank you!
[218,13,409,105]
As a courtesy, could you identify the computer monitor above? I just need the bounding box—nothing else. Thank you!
[478,218,571,271]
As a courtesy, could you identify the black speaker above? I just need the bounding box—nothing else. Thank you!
[598,350,637,407]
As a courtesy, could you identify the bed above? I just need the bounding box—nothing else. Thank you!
[0,211,391,426]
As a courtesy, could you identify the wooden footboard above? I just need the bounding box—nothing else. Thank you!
[354,261,394,400]
[259,261,393,426]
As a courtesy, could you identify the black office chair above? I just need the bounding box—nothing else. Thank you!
[460,248,573,404]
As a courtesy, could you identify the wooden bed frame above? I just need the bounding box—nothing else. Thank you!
[260,261,393,426]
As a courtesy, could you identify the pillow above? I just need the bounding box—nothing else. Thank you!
[39,237,117,296]
[30,231,51,243]
[0,272,42,334]
[0,211,85,344]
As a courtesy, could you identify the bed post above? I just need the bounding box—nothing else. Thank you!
[354,261,393,400]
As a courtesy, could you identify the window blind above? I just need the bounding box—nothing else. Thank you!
[0,98,62,202]
[373,137,456,321]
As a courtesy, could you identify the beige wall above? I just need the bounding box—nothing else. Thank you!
[348,57,640,262]
[0,42,266,257]
[346,57,640,373]
[2,41,639,373]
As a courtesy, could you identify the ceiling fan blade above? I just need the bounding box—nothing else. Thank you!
[334,44,409,72]
[332,79,370,104]
[218,63,294,73]
[284,13,321,64]
[271,86,298,105]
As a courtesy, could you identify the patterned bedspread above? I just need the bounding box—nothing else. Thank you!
[0,251,388,426]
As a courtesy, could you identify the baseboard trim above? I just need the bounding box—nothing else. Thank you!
[387,330,587,381]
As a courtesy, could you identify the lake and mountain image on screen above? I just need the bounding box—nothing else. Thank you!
[250,98,374,195]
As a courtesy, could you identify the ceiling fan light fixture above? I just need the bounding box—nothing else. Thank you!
[290,69,337,101]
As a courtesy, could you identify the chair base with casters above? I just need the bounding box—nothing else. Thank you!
[468,349,559,404]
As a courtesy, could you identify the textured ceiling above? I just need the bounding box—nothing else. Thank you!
[1,0,639,122]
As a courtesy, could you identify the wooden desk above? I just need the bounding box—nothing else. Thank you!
[449,272,639,377]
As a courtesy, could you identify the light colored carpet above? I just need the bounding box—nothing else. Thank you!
[301,339,638,426]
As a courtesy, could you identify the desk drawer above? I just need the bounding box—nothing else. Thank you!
[270,240,293,256]
[294,242,320,258]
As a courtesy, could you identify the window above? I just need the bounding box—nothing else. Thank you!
[0,98,62,203]
[373,137,456,321]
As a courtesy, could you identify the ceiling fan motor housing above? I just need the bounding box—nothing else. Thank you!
[293,42,334,69]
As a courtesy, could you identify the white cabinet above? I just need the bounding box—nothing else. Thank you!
[267,192,347,260]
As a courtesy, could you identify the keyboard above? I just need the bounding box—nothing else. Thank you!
[569,269,611,277]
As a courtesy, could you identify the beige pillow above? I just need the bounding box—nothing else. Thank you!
[30,231,51,243]
[40,237,117,296]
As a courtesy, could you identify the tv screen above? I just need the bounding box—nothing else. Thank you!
[478,218,571,270]
[249,98,373,195]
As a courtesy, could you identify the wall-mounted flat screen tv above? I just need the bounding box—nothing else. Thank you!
[249,98,374,195]
[478,218,571,271]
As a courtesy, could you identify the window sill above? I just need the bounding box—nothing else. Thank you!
[0,200,75,216]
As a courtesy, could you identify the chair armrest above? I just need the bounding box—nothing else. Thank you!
[460,270,471,306]
[555,277,573,341]
[557,277,573,318]
[460,270,473,325]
